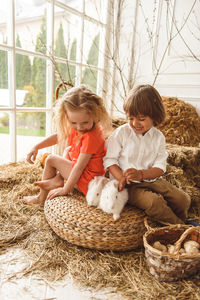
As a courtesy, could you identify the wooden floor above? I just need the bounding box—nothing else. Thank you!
[0,249,122,300]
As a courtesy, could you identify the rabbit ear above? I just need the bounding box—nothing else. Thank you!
[95,176,107,185]
[102,177,109,186]
[94,176,100,183]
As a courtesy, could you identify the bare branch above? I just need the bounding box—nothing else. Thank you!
[152,0,197,85]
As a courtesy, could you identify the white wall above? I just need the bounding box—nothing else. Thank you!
[109,0,200,117]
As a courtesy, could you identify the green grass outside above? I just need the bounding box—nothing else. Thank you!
[0,127,9,134]
[0,126,45,137]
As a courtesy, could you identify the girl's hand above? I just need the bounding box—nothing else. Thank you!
[27,147,38,164]
[123,168,142,183]
[47,187,67,200]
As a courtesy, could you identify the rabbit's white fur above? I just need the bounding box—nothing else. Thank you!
[99,179,128,220]
[86,176,109,207]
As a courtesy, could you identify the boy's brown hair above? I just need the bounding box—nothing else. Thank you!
[123,84,166,125]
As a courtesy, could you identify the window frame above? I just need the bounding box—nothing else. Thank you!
[0,0,112,163]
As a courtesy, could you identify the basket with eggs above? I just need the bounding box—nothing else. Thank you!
[143,219,200,281]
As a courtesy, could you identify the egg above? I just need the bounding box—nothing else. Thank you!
[179,248,186,255]
[184,240,200,255]
[153,241,167,252]
[167,244,175,254]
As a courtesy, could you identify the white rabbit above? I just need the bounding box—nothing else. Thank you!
[86,176,109,207]
[99,179,128,221]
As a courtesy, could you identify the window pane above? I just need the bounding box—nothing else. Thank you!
[85,0,107,23]
[81,67,97,92]
[0,4,8,45]
[19,56,46,108]
[54,8,79,61]
[82,20,101,66]
[15,1,48,54]
[15,52,31,107]
[1,0,108,165]
[0,112,9,134]
[0,49,8,91]
[16,112,46,161]
[0,112,10,164]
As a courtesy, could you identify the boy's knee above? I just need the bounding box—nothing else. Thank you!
[175,190,191,210]
[145,195,180,223]
[184,192,191,208]
[168,190,191,222]
[146,194,166,212]
[180,192,191,219]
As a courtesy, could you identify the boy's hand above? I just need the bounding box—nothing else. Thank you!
[118,176,126,191]
[123,168,142,183]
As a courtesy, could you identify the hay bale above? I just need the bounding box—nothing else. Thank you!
[165,144,200,207]
[157,97,200,147]
[112,117,126,129]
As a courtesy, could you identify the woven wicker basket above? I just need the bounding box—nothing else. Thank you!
[44,191,146,251]
[143,220,200,281]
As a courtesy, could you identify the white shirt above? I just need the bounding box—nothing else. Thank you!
[103,123,168,182]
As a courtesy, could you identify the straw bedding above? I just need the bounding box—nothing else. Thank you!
[1,143,200,299]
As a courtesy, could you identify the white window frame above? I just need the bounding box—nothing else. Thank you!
[0,0,113,163]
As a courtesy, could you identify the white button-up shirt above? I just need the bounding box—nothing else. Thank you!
[103,123,168,182]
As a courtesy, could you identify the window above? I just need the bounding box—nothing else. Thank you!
[0,0,110,164]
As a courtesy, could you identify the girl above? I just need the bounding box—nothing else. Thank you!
[23,85,111,205]
[103,84,191,224]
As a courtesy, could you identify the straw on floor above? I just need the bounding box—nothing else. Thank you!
[0,144,200,299]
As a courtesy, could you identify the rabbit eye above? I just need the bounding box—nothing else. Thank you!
[116,195,117,199]
[97,193,99,196]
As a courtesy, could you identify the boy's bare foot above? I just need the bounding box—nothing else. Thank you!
[34,176,64,191]
[23,195,45,205]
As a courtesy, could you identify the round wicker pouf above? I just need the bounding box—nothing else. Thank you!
[44,191,146,251]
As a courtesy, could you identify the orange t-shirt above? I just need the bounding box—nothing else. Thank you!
[67,126,106,195]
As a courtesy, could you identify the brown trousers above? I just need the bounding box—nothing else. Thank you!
[128,178,191,224]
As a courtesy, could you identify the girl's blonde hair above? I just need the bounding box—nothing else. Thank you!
[123,84,166,125]
[55,85,112,142]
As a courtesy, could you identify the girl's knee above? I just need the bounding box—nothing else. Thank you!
[45,154,57,165]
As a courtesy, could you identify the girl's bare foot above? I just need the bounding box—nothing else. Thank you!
[34,176,64,191]
[23,195,45,205]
